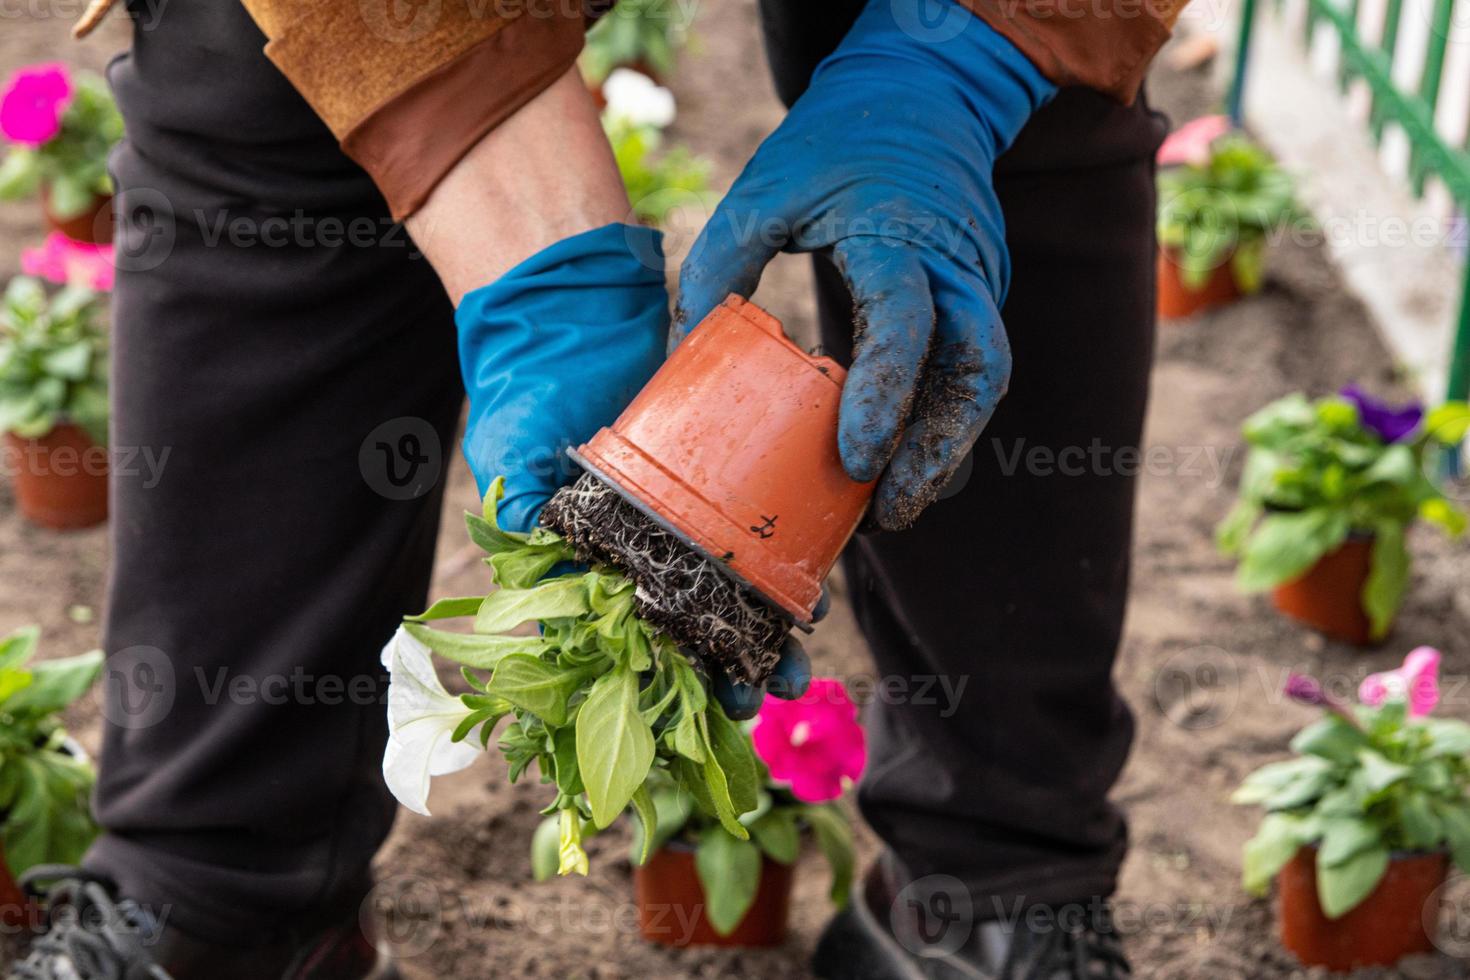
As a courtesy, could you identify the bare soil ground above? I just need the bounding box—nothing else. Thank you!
[3,3,1469,978]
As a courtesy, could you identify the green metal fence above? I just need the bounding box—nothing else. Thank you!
[1228,0,1470,409]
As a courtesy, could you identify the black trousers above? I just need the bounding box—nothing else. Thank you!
[89,0,1165,944]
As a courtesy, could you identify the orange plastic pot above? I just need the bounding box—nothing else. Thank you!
[634,844,793,947]
[1278,847,1448,971]
[572,295,875,625]
[42,186,114,246]
[5,424,109,530]
[1271,535,1378,646]
[1157,246,1240,320]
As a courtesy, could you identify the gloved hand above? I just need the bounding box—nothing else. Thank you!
[456,222,809,714]
[674,0,1057,530]
[456,223,668,533]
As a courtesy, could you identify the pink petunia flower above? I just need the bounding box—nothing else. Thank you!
[1359,647,1441,718]
[1,63,73,147]
[752,677,866,803]
[1157,114,1231,168]
[20,232,114,291]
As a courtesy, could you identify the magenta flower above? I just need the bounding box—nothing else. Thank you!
[20,233,114,291]
[1,63,73,147]
[1157,114,1231,168]
[1340,385,1424,443]
[1360,647,1441,718]
[752,677,866,803]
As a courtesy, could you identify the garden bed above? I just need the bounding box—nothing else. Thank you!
[2,3,1467,978]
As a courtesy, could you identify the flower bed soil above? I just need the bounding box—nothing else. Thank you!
[2,5,1468,978]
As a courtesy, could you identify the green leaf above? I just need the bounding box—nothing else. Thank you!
[629,785,659,866]
[629,785,692,865]
[1317,845,1389,919]
[1399,793,1442,850]
[531,813,561,881]
[694,826,762,936]
[1423,719,1470,758]
[1435,801,1470,873]
[0,148,40,200]
[1215,501,1260,555]
[1425,402,1470,444]
[475,578,589,634]
[0,626,40,673]
[748,807,800,864]
[671,708,706,763]
[804,803,856,907]
[1290,716,1368,766]
[1361,444,1417,487]
[1236,756,1338,811]
[6,651,102,717]
[1236,510,1352,592]
[1363,521,1410,640]
[704,706,759,816]
[488,548,565,589]
[1419,498,1467,537]
[487,654,595,727]
[406,597,483,622]
[465,513,528,556]
[576,667,655,828]
[551,726,584,797]
[403,622,551,670]
[1355,749,1411,794]
[1317,816,1381,866]
[700,743,750,841]
[1242,811,1310,895]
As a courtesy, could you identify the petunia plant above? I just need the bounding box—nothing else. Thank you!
[0,277,109,445]
[530,677,863,935]
[0,627,103,875]
[382,477,765,877]
[0,63,122,220]
[1157,131,1301,294]
[1217,389,1470,638]
[1235,647,1470,919]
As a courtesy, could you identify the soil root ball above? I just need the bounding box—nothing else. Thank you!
[540,473,788,685]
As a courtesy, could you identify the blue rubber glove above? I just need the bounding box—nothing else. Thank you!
[457,223,668,533]
[674,0,1057,531]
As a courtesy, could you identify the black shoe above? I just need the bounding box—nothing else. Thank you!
[7,866,399,980]
[813,864,1130,980]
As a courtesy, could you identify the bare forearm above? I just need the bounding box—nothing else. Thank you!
[406,67,632,304]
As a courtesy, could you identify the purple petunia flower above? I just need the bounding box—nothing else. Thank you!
[1340,385,1424,443]
[1284,673,1328,707]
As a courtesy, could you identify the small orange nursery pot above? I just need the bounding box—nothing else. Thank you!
[572,295,875,625]
[1157,247,1240,320]
[1271,535,1378,646]
[42,187,114,246]
[1278,847,1448,971]
[5,424,109,530]
[634,845,794,947]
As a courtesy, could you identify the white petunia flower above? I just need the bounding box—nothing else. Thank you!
[603,68,676,129]
[380,626,483,815]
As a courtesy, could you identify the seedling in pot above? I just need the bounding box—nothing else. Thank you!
[1156,127,1302,317]
[1217,389,1469,642]
[0,64,122,240]
[1235,648,1470,969]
